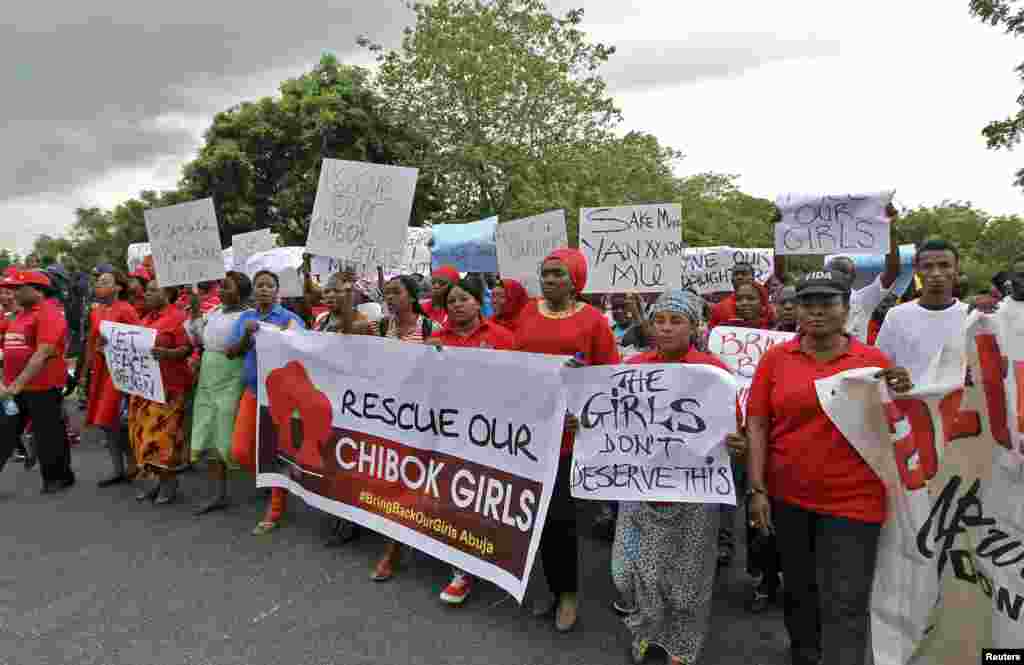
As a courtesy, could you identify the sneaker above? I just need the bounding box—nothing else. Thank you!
[440,571,472,605]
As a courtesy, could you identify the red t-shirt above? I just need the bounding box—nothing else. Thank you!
[709,293,777,331]
[88,300,142,362]
[515,301,621,456]
[0,300,67,390]
[141,304,192,395]
[420,299,448,327]
[746,336,891,523]
[434,319,516,350]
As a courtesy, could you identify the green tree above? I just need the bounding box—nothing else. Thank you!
[361,0,621,226]
[0,249,20,272]
[970,0,1024,187]
[179,53,443,245]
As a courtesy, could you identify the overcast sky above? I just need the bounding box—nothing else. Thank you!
[3,0,1022,255]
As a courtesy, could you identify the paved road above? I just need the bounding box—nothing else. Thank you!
[1,410,790,665]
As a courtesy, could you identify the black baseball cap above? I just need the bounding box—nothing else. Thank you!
[795,271,850,298]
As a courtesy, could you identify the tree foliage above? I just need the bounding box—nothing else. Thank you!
[970,0,1024,187]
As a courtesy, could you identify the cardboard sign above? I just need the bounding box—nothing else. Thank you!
[579,204,685,293]
[681,246,774,295]
[100,321,165,404]
[306,159,419,272]
[774,191,892,256]
[232,230,277,270]
[707,326,796,417]
[144,198,226,287]
[126,242,151,273]
[495,210,568,297]
[431,217,499,273]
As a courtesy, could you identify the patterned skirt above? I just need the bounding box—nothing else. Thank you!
[612,501,719,662]
[129,393,188,477]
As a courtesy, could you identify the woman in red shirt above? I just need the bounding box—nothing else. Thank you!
[129,280,193,505]
[420,265,458,326]
[490,277,529,333]
[718,282,775,331]
[515,248,619,633]
[746,272,912,665]
[616,289,744,665]
[83,271,141,486]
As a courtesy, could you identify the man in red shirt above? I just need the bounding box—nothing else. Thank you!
[0,270,75,493]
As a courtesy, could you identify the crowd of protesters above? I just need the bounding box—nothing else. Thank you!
[0,212,998,665]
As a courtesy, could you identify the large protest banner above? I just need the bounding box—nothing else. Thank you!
[681,246,774,295]
[579,204,685,293]
[815,312,1024,664]
[563,364,738,504]
[306,159,419,274]
[254,331,567,601]
[231,229,277,270]
[431,217,499,273]
[143,198,226,287]
[707,326,795,416]
[496,210,568,297]
[774,192,892,256]
[100,321,165,404]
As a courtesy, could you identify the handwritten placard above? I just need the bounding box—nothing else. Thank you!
[496,210,567,297]
[232,229,277,270]
[431,217,499,273]
[100,321,166,404]
[774,192,892,256]
[681,246,774,295]
[707,326,796,417]
[579,204,685,293]
[143,198,226,287]
[563,364,738,504]
[306,159,419,272]
[310,226,432,280]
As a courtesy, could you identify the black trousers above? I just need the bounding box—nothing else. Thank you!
[0,389,73,484]
[773,500,880,665]
[540,455,577,595]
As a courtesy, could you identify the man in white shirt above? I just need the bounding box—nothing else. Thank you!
[825,206,901,343]
[876,238,969,387]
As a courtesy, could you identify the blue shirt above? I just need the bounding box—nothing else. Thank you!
[230,305,306,392]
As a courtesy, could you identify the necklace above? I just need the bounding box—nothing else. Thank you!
[539,300,583,320]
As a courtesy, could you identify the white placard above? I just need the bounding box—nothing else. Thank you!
[681,246,774,295]
[707,326,796,417]
[100,321,166,404]
[563,363,738,503]
[774,191,892,256]
[143,198,226,287]
[579,203,685,293]
[232,229,277,270]
[496,211,568,297]
[306,159,419,272]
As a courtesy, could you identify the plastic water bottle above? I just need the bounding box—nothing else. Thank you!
[2,398,18,417]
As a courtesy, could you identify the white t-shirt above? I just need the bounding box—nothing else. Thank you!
[847,276,892,343]
[875,300,970,386]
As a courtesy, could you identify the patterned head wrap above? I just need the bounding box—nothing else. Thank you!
[648,289,705,324]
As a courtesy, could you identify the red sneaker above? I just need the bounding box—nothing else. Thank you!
[440,571,472,605]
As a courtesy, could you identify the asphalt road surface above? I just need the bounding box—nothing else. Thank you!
[1,409,789,665]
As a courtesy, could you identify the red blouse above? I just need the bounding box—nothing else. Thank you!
[141,304,192,395]
[88,300,141,361]
[434,319,515,350]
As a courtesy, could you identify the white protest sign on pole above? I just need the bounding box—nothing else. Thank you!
[254,330,567,602]
[245,247,305,298]
[774,192,892,256]
[232,229,277,270]
[496,210,568,297]
[681,247,774,295]
[707,326,796,417]
[126,243,151,273]
[100,321,165,404]
[579,204,685,293]
[563,363,738,503]
[143,197,225,287]
[306,159,419,274]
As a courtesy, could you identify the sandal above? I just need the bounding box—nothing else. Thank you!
[251,520,280,536]
[371,556,397,582]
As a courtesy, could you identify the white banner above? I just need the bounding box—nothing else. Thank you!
[816,313,1024,664]
[496,211,568,297]
[707,326,795,416]
[563,363,738,503]
[681,246,774,295]
[143,198,226,287]
[231,229,277,270]
[306,159,418,271]
[579,204,685,293]
[774,192,892,256]
[100,321,165,404]
[254,331,566,602]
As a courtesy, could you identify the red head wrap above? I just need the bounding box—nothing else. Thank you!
[494,278,528,325]
[542,248,588,294]
[431,265,460,285]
